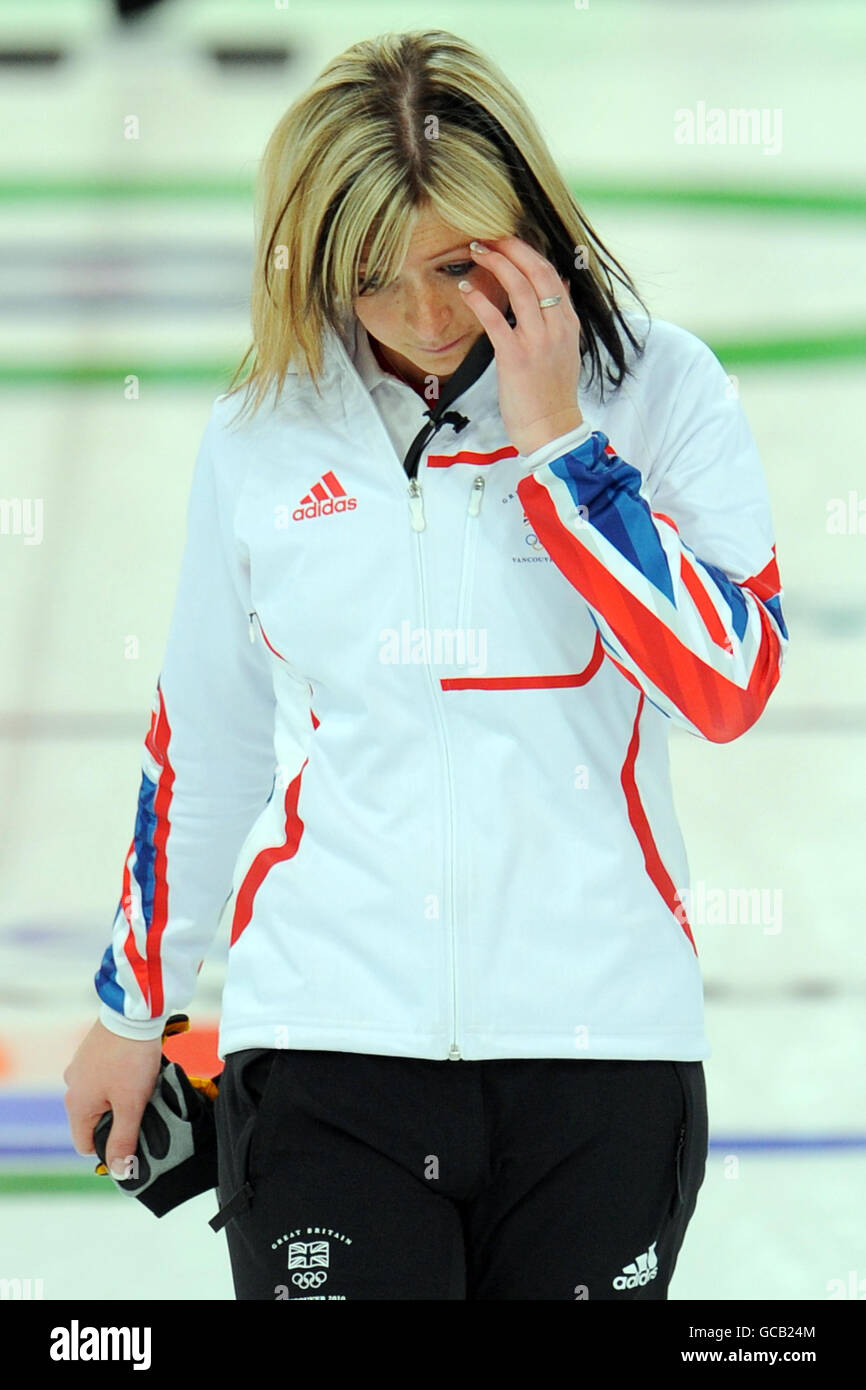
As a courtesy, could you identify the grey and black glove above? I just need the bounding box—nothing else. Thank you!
[92,1014,220,1218]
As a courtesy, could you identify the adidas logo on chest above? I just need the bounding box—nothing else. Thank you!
[293,470,358,521]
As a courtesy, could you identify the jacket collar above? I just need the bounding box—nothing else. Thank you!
[338,309,505,423]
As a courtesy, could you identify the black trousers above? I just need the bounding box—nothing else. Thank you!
[212,1047,707,1301]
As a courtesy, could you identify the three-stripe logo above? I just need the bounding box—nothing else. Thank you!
[612,1241,659,1289]
[293,470,357,521]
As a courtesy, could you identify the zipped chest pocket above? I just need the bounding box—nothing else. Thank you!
[249,610,289,663]
[248,610,312,694]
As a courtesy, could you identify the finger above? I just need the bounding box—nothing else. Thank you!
[477,238,567,316]
[105,1105,146,1176]
[469,243,548,332]
[558,275,583,341]
[558,273,579,316]
[506,240,579,329]
[64,1096,105,1155]
[456,280,512,353]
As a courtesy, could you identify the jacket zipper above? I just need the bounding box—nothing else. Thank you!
[320,342,474,1060]
[408,477,425,531]
[407,488,462,1059]
[456,475,485,637]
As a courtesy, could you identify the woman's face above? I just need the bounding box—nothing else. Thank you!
[352,205,511,390]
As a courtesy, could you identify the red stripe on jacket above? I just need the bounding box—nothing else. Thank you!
[427,446,519,468]
[230,706,318,947]
[135,684,174,1016]
[120,836,151,1006]
[440,632,604,690]
[620,694,697,954]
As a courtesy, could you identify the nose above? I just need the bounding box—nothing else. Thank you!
[404,285,453,347]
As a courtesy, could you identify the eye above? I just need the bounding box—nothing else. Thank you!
[357,261,475,296]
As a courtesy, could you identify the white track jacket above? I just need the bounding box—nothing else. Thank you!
[95,307,788,1061]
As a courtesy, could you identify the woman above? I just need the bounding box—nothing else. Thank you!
[64,29,788,1300]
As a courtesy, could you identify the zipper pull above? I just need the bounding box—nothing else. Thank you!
[408,478,426,531]
[468,474,485,516]
[248,611,257,643]
[448,1044,461,1060]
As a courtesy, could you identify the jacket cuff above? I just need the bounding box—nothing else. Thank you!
[522,419,596,471]
[99,1002,169,1041]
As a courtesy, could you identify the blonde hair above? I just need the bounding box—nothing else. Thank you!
[224,28,650,423]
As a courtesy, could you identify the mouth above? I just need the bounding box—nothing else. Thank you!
[415,334,466,354]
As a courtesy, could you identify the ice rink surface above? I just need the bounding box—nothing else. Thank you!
[0,0,864,1301]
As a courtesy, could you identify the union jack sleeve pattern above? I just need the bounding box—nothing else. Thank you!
[95,410,278,1038]
[516,342,788,743]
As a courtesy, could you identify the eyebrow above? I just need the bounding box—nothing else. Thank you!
[358,242,471,269]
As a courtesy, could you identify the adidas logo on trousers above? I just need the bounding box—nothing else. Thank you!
[613,1241,658,1289]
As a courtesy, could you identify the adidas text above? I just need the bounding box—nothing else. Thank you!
[293,496,357,521]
